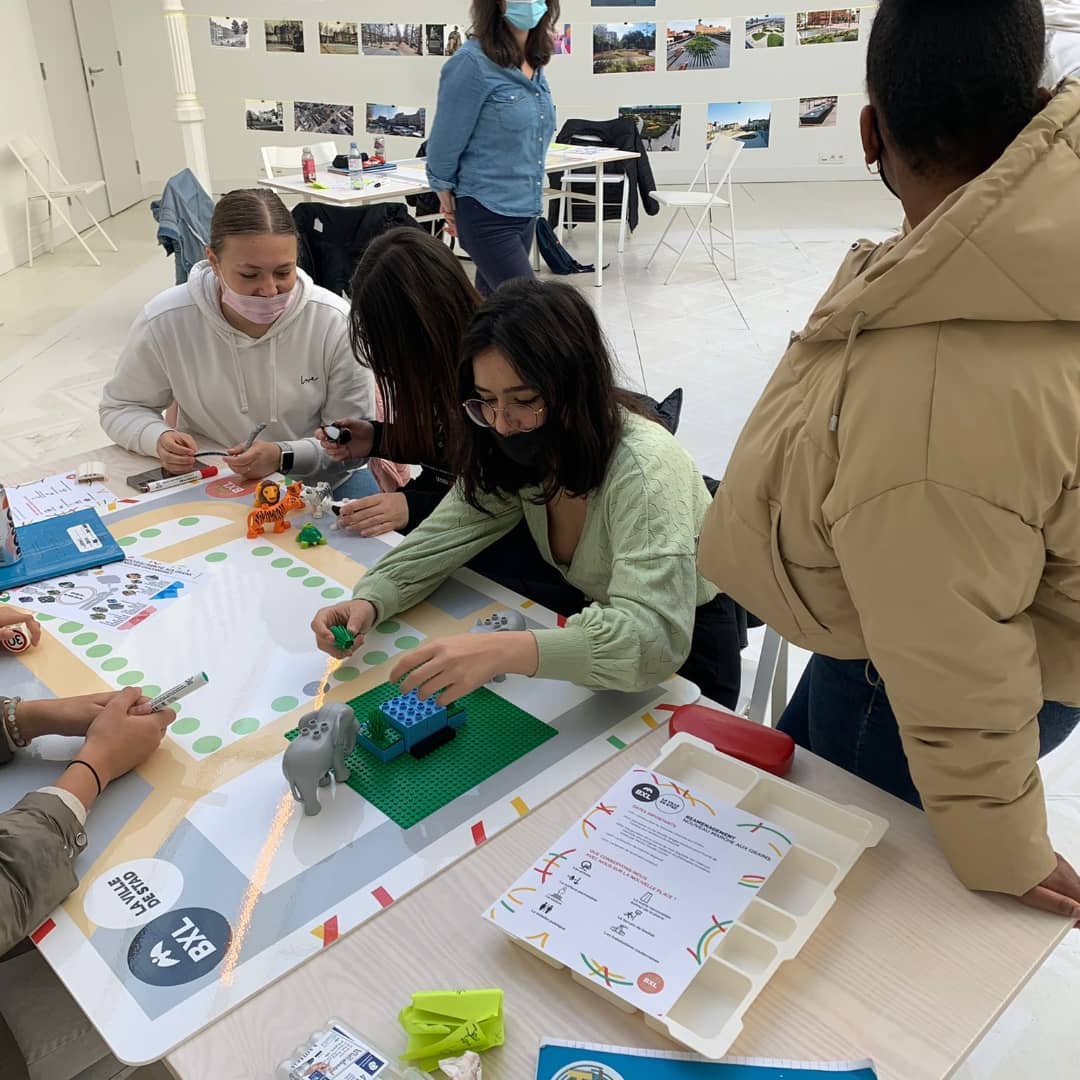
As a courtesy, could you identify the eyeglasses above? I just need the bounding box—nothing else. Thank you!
[462,398,546,432]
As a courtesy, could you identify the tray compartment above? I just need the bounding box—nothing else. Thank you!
[755,845,839,916]
[737,899,798,943]
[655,738,758,804]
[665,957,753,1038]
[712,923,777,976]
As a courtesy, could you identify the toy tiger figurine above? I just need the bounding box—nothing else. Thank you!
[247,480,305,539]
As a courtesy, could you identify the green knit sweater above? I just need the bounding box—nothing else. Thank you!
[352,412,717,692]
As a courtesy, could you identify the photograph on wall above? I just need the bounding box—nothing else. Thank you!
[425,24,446,55]
[319,21,358,55]
[209,16,249,49]
[445,24,465,55]
[619,105,681,151]
[361,23,423,57]
[666,19,732,71]
[745,13,786,48]
[366,104,427,139]
[294,101,354,136]
[245,99,284,132]
[593,23,656,74]
[553,24,573,55]
[707,100,771,149]
[264,19,304,53]
[799,95,839,127]
[795,9,860,45]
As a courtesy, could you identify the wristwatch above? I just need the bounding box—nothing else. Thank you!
[278,443,295,475]
[0,697,17,765]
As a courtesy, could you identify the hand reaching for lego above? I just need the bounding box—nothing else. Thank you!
[338,492,409,537]
[225,440,283,480]
[390,632,539,707]
[311,599,378,658]
[315,419,375,463]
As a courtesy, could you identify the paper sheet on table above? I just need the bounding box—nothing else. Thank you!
[7,471,119,526]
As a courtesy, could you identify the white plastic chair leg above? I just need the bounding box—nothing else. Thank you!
[617,175,629,254]
[646,209,679,270]
[45,193,101,266]
[24,190,33,268]
[79,197,118,253]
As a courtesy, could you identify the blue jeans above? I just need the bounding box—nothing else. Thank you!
[454,196,536,296]
[332,468,379,500]
[779,654,1080,807]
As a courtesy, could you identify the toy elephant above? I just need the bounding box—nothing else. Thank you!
[282,703,359,816]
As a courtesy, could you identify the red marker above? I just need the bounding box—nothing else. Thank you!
[144,466,218,493]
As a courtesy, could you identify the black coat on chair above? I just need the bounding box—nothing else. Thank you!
[546,117,660,233]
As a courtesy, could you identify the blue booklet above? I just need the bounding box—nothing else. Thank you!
[536,1041,878,1080]
[0,508,125,591]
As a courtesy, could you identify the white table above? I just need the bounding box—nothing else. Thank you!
[8,447,1076,1079]
[260,147,641,288]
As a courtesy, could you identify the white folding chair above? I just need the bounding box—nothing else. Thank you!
[8,135,118,268]
[743,626,790,726]
[646,137,742,285]
[556,133,631,254]
[260,140,339,179]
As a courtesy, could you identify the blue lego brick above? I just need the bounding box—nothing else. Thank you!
[379,689,448,749]
[447,703,468,730]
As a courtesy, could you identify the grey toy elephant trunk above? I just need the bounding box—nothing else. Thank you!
[282,703,359,816]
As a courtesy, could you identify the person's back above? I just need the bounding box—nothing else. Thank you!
[700,0,1080,916]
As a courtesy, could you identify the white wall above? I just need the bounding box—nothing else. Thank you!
[0,0,61,274]
[112,1,877,194]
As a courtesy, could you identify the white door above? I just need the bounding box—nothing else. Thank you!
[27,0,108,228]
[71,0,142,215]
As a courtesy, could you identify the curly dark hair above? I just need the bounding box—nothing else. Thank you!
[866,0,1045,176]
[471,0,561,68]
[456,279,647,510]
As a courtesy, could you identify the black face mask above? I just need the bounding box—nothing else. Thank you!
[492,428,547,470]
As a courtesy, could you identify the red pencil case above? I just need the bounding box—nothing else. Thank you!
[666,704,795,777]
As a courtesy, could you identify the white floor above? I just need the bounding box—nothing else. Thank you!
[1,183,1078,1080]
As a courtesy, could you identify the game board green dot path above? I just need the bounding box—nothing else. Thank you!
[285,682,557,830]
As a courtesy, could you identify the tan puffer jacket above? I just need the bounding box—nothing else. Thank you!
[699,80,1080,896]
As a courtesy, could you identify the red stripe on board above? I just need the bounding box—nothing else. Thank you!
[471,821,487,846]
[556,614,567,628]
[322,916,339,947]
[656,703,679,713]
[372,886,394,908]
[31,918,55,944]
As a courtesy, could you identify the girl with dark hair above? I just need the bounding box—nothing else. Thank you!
[100,188,376,496]
[425,1,559,295]
[312,279,743,707]
[700,0,1080,917]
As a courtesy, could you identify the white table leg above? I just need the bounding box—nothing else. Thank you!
[594,162,604,288]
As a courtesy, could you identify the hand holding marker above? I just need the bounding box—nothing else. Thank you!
[149,672,209,713]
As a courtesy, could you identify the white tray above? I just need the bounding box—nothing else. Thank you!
[502,732,889,1059]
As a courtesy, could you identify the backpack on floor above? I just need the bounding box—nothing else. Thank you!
[535,217,603,276]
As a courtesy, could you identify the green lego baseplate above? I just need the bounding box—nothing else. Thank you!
[285,681,557,829]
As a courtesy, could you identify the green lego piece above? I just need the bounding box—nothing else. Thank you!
[296,523,327,549]
[284,682,555,829]
[330,624,355,651]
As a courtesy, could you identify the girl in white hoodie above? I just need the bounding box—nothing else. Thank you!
[100,188,376,496]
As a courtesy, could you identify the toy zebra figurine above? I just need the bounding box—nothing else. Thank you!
[247,480,305,539]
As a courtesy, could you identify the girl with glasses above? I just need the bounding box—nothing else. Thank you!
[312,279,742,708]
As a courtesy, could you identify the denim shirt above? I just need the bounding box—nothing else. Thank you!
[426,39,556,219]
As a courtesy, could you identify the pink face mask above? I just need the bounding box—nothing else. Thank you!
[220,278,295,324]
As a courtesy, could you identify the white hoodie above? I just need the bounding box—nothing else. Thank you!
[1046,2,1080,32]
[99,262,373,486]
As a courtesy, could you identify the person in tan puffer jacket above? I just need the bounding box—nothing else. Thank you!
[699,0,1080,921]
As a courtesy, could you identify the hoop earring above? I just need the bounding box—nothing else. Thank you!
[865,161,880,176]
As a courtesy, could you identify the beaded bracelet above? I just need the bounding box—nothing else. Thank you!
[2,695,27,748]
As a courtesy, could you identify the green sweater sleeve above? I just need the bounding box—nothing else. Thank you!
[531,461,700,692]
[352,483,523,620]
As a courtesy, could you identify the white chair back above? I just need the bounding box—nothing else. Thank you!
[260,140,339,178]
[691,136,743,196]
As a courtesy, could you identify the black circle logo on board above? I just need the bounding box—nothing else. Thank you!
[127,906,232,987]
[631,783,660,803]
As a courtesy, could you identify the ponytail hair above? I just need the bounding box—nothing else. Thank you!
[208,188,298,255]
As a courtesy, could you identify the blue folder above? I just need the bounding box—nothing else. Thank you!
[0,508,125,591]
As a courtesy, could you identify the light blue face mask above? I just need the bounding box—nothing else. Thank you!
[505,0,547,32]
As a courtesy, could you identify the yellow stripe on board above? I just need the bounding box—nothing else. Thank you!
[641,712,659,730]
[511,796,529,816]
[520,600,535,609]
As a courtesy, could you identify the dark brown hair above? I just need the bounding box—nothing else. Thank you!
[349,229,481,463]
[457,279,648,509]
[208,188,298,254]
[471,0,560,68]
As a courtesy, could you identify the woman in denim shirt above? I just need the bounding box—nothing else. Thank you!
[426,1,558,295]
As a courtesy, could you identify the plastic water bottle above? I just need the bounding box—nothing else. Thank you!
[348,141,364,190]
[301,146,316,184]
[374,135,385,161]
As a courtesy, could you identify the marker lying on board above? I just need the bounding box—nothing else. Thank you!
[144,467,218,493]
[149,671,209,713]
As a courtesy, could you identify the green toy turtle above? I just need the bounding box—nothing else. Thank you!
[297,523,327,549]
